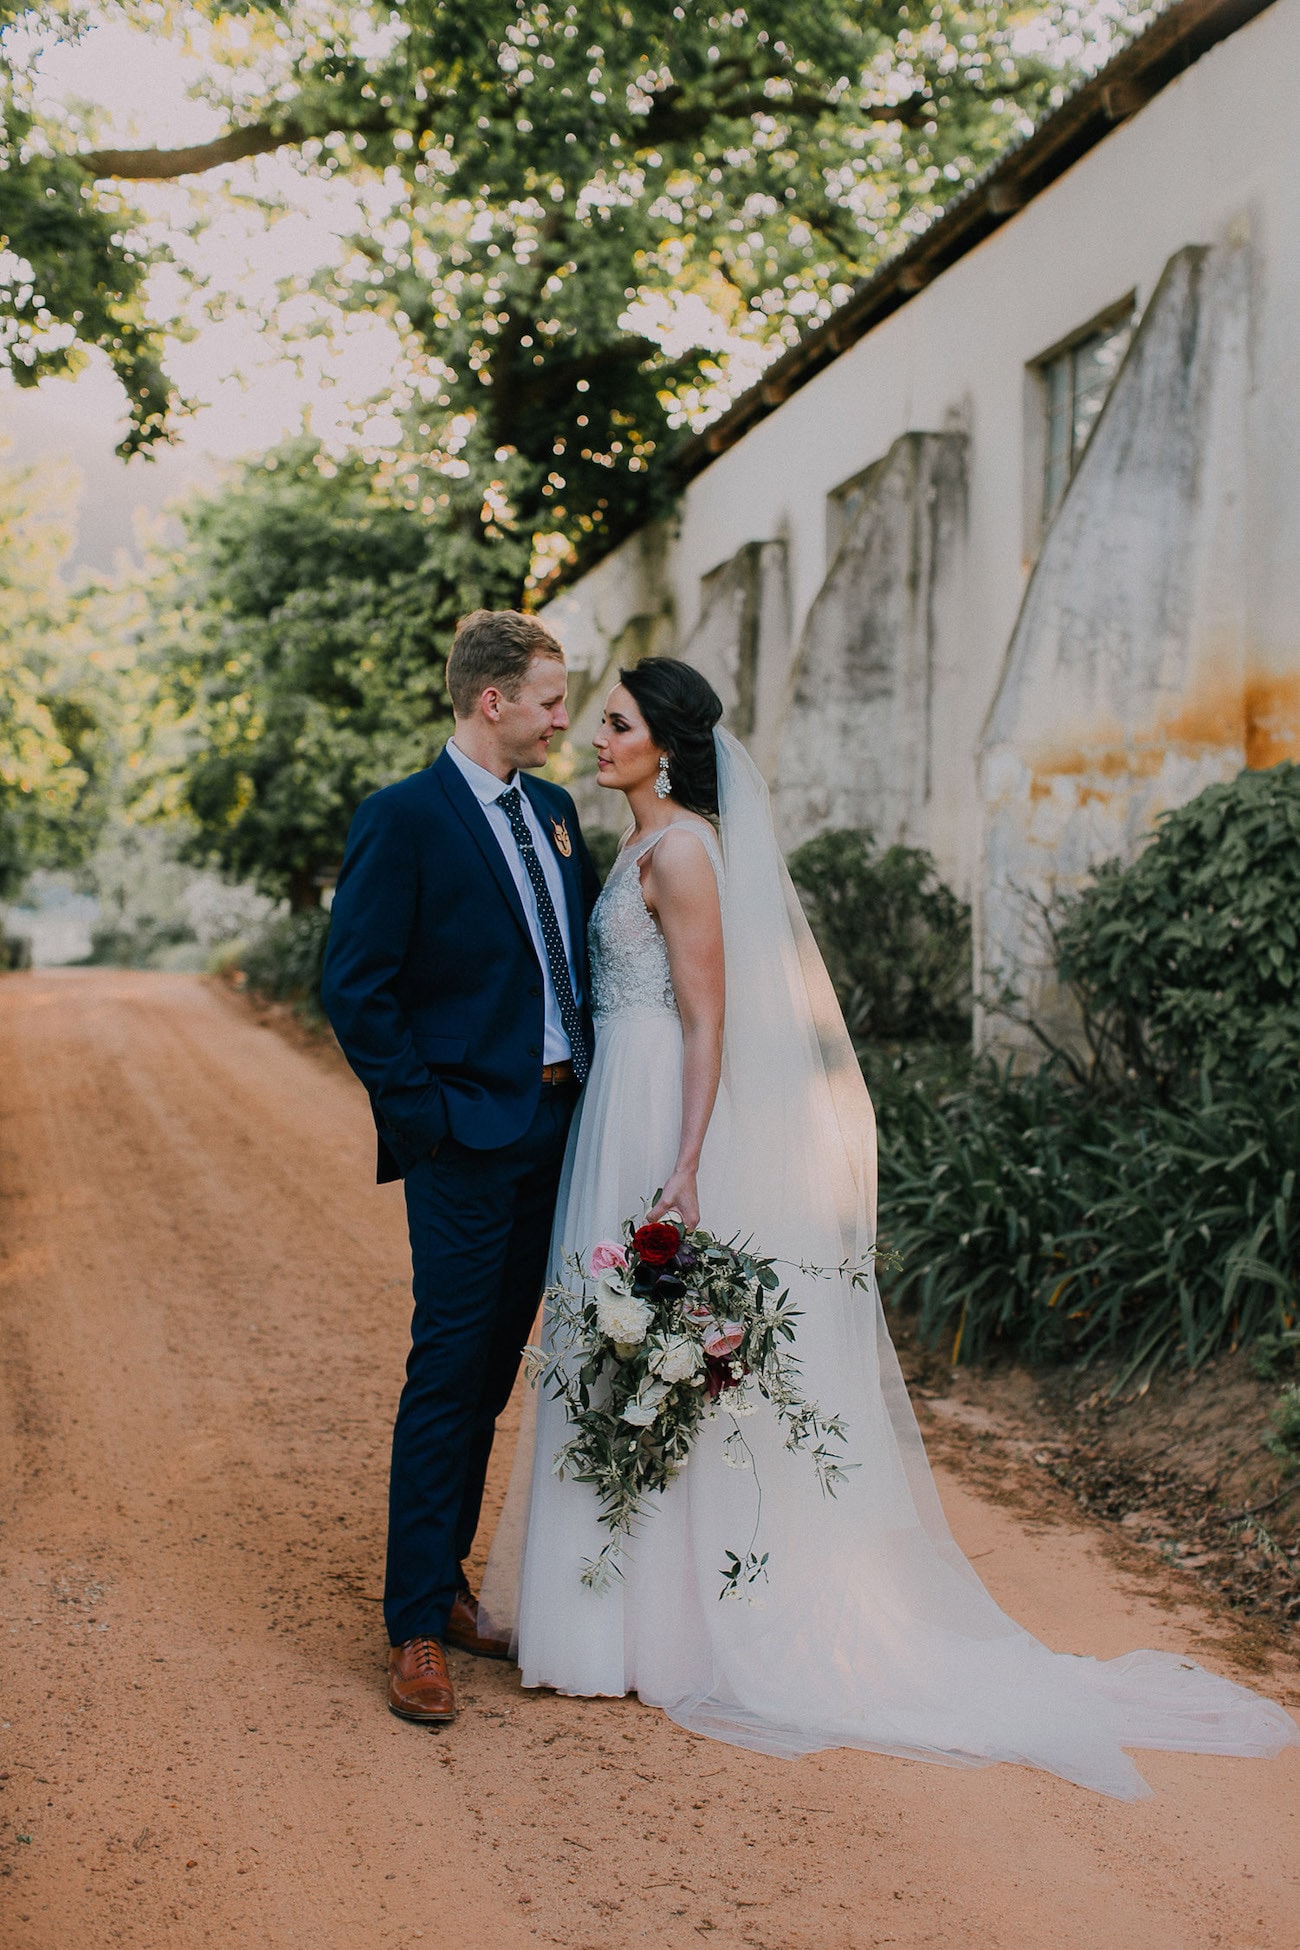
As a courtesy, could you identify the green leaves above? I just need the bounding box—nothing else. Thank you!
[877,1059,1300,1379]
[134,440,471,903]
[8,0,1075,517]
[0,451,109,894]
[1055,762,1300,1085]
[788,827,972,1044]
[0,132,172,460]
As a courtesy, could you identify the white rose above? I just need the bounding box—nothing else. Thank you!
[621,1380,669,1427]
[649,1333,703,1385]
[595,1271,652,1347]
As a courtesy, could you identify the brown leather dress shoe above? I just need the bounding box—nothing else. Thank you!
[387,1637,456,1724]
[445,1579,511,1661]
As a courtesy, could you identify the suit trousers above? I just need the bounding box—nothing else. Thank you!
[384,1084,576,1646]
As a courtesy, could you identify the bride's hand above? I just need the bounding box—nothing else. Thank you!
[647,1170,699,1231]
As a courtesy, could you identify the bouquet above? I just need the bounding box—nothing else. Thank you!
[525,1208,863,1599]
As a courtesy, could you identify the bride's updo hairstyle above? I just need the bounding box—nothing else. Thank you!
[618,657,723,817]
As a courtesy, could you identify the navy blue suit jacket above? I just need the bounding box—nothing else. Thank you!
[321,747,601,1183]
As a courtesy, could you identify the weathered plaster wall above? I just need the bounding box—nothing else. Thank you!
[978,240,1259,1042]
[774,433,967,849]
[542,0,1300,990]
[678,540,791,749]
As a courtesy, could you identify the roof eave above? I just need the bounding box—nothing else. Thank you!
[673,0,1277,483]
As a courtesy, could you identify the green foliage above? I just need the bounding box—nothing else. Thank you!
[0,136,173,459]
[313,0,1068,586]
[7,0,1089,551]
[1054,762,1300,1085]
[0,450,108,895]
[1264,1385,1300,1467]
[788,827,971,1044]
[240,908,331,1006]
[877,1062,1300,1379]
[136,442,469,905]
[1251,1330,1300,1383]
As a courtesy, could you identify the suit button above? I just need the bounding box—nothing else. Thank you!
[529,983,542,998]
[528,1044,541,1057]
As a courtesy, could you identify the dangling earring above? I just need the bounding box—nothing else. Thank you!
[654,755,672,800]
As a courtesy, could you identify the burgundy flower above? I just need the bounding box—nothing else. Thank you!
[632,1221,681,1266]
[704,1353,747,1400]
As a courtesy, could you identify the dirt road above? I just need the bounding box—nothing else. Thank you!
[1,969,1296,1950]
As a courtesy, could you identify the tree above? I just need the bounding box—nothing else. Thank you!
[0,7,173,459]
[134,440,466,906]
[0,447,107,895]
[5,0,1081,571]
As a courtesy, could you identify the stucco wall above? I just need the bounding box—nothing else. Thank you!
[979,239,1257,1042]
[543,0,1300,1004]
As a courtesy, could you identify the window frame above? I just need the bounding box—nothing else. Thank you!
[1024,292,1136,561]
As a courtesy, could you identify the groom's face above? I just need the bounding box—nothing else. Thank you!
[496,653,570,772]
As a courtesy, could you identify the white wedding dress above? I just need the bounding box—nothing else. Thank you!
[481,730,1297,1800]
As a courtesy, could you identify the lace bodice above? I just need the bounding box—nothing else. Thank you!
[589,822,723,1023]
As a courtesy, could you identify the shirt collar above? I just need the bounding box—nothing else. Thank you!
[447,737,520,806]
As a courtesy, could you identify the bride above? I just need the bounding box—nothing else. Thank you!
[482,657,1297,1800]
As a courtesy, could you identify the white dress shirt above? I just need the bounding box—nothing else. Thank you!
[445,738,577,1064]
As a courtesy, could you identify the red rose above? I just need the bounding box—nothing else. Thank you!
[632,1221,681,1266]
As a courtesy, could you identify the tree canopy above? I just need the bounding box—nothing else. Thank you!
[0,448,108,895]
[4,0,1081,581]
[133,440,463,906]
[2,1,1135,904]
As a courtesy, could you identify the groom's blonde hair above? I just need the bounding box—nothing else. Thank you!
[446,609,565,716]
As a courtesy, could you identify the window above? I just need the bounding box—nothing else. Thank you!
[1037,303,1134,524]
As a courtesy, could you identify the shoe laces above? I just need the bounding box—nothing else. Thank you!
[410,1636,446,1676]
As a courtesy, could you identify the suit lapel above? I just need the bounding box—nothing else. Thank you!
[522,776,588,984]
[431,749,535,951]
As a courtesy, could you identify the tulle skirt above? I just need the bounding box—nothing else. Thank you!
[483,1007,1298,1800]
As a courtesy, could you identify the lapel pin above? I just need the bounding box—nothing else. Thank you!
[551,816,573,859]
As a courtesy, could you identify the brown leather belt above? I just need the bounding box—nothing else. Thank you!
[540,1060,576,1086]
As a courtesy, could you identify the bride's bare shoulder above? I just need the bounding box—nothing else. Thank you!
[639,819,721,910]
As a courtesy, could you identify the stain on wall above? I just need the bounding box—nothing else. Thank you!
[678,540,790,744]
[773,431,968,850]
[979,240,1260,1046]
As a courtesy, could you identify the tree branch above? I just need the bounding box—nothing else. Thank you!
[75,100,434,181]
[77,122,303,179]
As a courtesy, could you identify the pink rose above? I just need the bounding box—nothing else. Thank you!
[589,1240,629,1276]
[702,1322,744,1360]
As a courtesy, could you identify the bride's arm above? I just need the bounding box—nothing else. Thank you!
[640,829,724,1229]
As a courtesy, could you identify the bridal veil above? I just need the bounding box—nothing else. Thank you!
[482,726,1297,1799]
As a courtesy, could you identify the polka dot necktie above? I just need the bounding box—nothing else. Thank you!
[495,785,591,1084]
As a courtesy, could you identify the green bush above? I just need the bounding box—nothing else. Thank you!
[788,828,971,1045]
[1251,1330,1300,1382]
[877,1061,1299,1379]
[1264,1385,1300,1466]
[1054,761,1300,1084]
[241,909,331,1007]
[585,827,622,886]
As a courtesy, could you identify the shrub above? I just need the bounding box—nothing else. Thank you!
[241,909,331,1007]
[877,1062,1300,1379]
[1251,1330,1300,1383]
[1264,1385,1300,1466]
[788,828,971,1045]
[1054,761,1300,1084]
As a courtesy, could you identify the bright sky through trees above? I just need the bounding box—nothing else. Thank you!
[2,2,1146,567]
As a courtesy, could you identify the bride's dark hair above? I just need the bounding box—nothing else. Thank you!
[617,658,723,817]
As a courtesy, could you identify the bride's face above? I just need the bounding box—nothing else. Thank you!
[593,684,664,794]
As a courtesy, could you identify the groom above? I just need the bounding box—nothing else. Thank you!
[321,608,600,1725]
